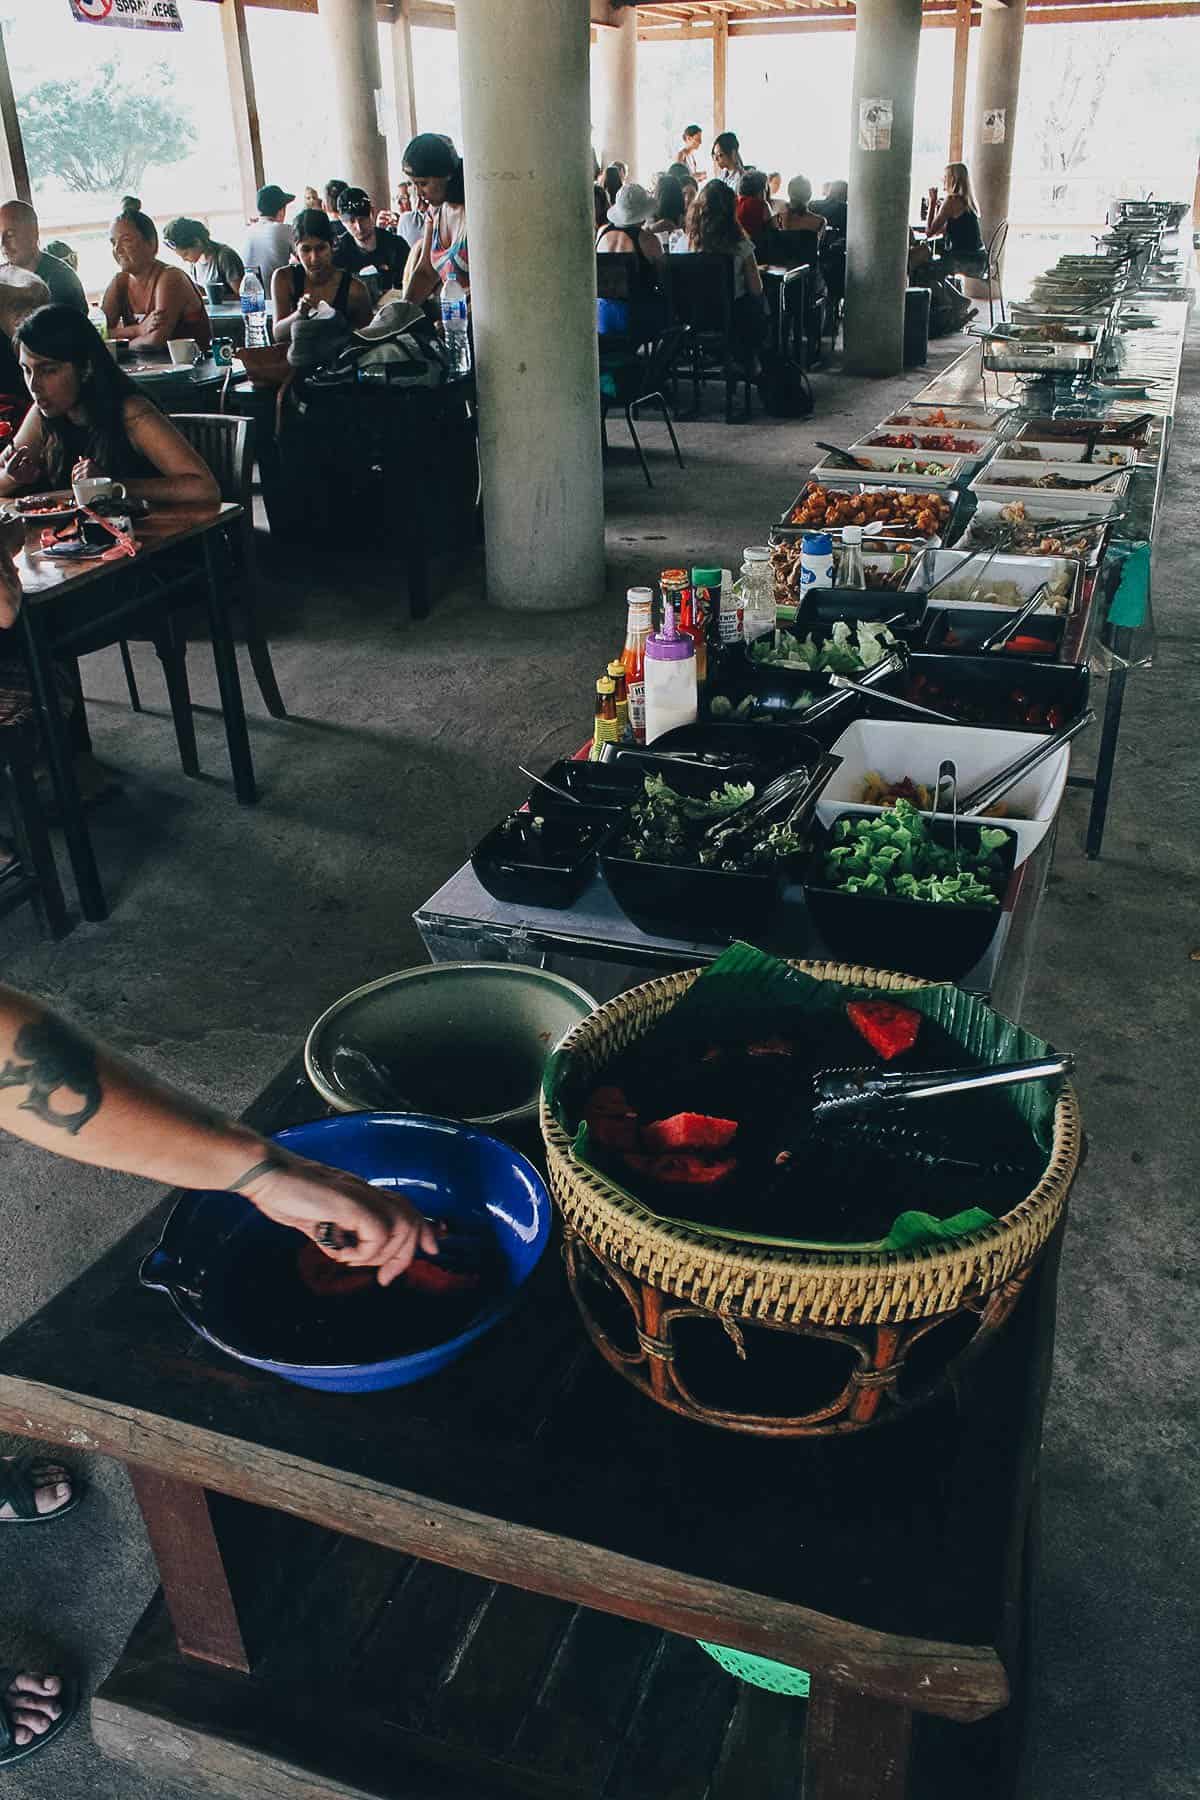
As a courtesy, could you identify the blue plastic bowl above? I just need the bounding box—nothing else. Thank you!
[139,1113,551,1392]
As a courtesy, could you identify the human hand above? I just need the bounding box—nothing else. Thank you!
[3,445,41,489]
[73,457,102,482]
[240,1154,440,1286]
[296,293,317,319]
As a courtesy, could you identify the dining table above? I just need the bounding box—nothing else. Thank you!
[120,351,229,415]
[13,498,256,922]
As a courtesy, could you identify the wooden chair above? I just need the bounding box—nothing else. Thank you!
[663,253,754,423]
[116,414,286,729]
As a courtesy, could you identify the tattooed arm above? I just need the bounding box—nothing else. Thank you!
[0,985,437,1285]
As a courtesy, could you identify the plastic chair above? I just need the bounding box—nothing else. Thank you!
[663,253,754,423]
[116,414,286,727]
[983,219,1010,328]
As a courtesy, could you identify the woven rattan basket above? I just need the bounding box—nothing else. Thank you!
[540,961,1082,1436]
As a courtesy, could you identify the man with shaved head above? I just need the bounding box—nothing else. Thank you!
[0,201,86,313]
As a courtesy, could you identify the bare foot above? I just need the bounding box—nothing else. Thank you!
[0,1456,72,1521]
[4,1673,62,1747]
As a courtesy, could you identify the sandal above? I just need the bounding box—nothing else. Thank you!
[0,1457,83,1526]
[0,1674,78,1767]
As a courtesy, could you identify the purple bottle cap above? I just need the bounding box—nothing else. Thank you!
[645,600,694,661]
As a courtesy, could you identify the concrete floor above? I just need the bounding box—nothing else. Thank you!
[0,323,1196,1799]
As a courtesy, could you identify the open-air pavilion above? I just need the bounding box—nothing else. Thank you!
[0,5,1193,1800]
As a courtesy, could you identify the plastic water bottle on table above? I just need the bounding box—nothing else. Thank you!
[440,274,471,376]
[240,270,269,349]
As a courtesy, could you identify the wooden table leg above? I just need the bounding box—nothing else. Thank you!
[202,529,257,806]
[805,1680,912,1800]
[129,1468,250,1673]
[17,608,107,921]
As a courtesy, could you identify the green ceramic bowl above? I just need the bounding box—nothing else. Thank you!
[304,962,598,1129]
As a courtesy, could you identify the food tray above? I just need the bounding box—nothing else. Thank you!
[1014,415,1151,449]
[902,548,1081,616]
[779,483,959,544]
[881,651,1091,734]
[880,403,1000,431]
[970,458,1128,513]
[816,717,1070,864]
[854,428,995,461]
[982,341,1097,377]
[808,446,968,490]
[953,501,1111,569]
[997,438,1137,469]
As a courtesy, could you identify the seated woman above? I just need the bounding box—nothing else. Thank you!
[811,179,848,237]
[270,210,372,343]
[781,175,827,236]
[676,178,765,360]
[911,162,985,330]
[400,134,468,305]
[596,183,665,343]
[0,305,218,506]
[735,170,773,247]
[0,269,49,431]
[647,171,687,240]
[711,132,746,189]
[163,217,245,301]
[101,199,212,354]
[603,163,626,209]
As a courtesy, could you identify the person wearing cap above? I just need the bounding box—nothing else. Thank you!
[241,183,296,291]
[331,188,409,299]
[0,201,87,313]
[398,134,468,305]
[270,208,371,343]
[595,183,665,344]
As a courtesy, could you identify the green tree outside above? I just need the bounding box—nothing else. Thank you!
[20,57,195,197]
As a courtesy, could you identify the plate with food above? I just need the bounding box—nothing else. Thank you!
[4,492,78,524]
[858,429,994,459]
[995,439,1136,469]
[953,502,1109,567]
[781,483,956,542]
[903,548,1080,616]
[880,404,1000,432]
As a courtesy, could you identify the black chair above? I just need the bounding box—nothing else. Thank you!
[596,255,686,486]
[663,253,755,423]
[820,233,847,348]
[760,227,822,271]
[0,684,72,938]
[760,230,828,365]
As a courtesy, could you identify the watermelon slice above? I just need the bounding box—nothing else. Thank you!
[846,999,921,1062]
[641,1112,738,1154]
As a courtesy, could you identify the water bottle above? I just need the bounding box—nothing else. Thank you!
[240,270,268,349]
[88,304,108,342]
[440,273,471,376]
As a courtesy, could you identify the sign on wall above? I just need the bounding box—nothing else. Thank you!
[68,0,184,31]
[858,99,893,153]
[982,108,1007,146]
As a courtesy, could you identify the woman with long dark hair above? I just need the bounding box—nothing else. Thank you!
[711,132,746,189]
[400,134,468,304]
[270,210,372,342]
[648,171,688,238]
[163,216,245,301]
[681,179,764,354]
[101,198,212,353]
[0,305,218,506]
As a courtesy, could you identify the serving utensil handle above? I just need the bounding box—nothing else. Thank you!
[957,707,1095,814]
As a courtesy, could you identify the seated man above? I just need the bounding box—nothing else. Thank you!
[332,188,409,298]
[0,201,87,313]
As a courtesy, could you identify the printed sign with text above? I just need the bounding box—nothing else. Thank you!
[69,0,184,33]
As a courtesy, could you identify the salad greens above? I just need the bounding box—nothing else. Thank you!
[619,774,806,872]
[822,799,1011,905]
[710,693,816,720]
[749,619,897,675]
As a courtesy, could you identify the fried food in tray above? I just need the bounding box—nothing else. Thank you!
[785,483,952,537]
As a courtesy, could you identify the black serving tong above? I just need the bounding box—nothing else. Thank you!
[815,440,865,471]
[977,584,1052,652]
[811,1054,1074,1124]
[520,763,583,806]
[703,752,843,849]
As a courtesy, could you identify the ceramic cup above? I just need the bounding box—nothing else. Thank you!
[204,282,225,305]
[73,476,126,508]
[167,338,199,365]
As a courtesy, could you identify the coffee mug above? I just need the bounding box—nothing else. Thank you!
[167,338,199,365]
[212,337,234,366]
[204,282,225,305]
[73,476,126,508]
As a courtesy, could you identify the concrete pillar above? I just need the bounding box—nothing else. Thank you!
[456,0,605,613]
[969,0,1027,279]
[843,0,923,377]
[594,9,638,179]
[318,0,390,207]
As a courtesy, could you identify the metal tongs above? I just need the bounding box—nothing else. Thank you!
[703,752,843,848]
[977,583,1052,652]
[812,1054,1074,1123]
[803,648,905,725]
[957,709,1096,815]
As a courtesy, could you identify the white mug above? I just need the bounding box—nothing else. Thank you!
[73,476,126,508]
[167,338,199,365]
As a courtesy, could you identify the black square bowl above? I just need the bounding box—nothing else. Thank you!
[803,812,1019,982]
[921,608,1067,663]
[534,758,643,809]
[600,851,786,945]
[471,806,620,909]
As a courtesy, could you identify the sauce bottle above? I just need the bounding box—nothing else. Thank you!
[590,675,620,761]
[621,587,653,744]
[691,567,722,656]
[607,659,630,740]
[644,602,698,745]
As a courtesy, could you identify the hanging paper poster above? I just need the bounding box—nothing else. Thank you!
[858,99,893,153]
[69,0,184,31]
[982,108,1007,146]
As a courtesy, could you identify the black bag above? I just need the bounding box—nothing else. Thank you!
[757,349,814,418]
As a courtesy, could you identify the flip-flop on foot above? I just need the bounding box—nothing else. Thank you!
[0,1456,84,1526]
[0,1674,78,1767]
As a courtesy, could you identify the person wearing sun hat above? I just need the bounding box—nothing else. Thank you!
[595,182,666,343]
[241,181,297,290]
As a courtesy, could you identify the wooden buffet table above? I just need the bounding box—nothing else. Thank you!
[0,1054,1062,1800]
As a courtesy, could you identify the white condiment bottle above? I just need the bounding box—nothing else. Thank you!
[643,601,698,745]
